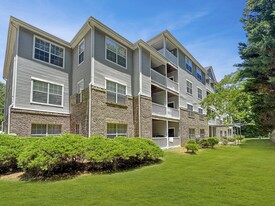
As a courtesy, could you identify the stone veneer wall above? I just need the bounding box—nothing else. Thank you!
[90,86,135,137]
[139,95,152,138]
[70,88,89,136]
[216,127,229,138]
[10,108,70,136]
[180,108,209,144]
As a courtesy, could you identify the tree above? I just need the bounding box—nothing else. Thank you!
[0,82,5,123]
[200,71,253,127]
[237,0,275,134]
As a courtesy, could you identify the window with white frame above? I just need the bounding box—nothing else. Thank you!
[106,80,126,104]
[76,79,84,103]
[185,57,192,72]
[196,67,202,81]
[189,128,195,139]
[78,40,85,64]
[107,123,127,138]
[31,124,61,136]
[34,37,64,67]
[32,79,63,106]
[198,108,203,115]
[106,38,126,67]
[186,80,193,95]
[75,124,80,134]
[187,104,194,117]
[198,88,203,100]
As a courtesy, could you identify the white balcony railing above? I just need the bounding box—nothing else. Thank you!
[151,69,167,87]
[151,69,178,92]
[167,78,178,92]
[152,103,180,119]
[158,48,178,66]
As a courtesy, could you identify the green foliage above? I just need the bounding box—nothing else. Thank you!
[227,137,236,142]
[187,139,197,144]
[221,138,229,145]
[18,135,163,177]
[185,143,199,154]
[198,137,220,148]
[235,135,245,143]
[237,0,275,133]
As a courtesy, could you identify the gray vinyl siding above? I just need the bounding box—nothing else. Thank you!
[93,28,133,96]
[18,27,72,75]
[141,48,151,97]
[94,28,133,75]
[4,58,14,121]
[15,56,70,113]
[72,30,91,94]
[178,68,206,111]
[132,49,140,96]
[178,50,185,70]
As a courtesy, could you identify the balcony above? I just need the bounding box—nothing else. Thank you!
[152,103,180,119]
[158,48,178,66]
[151,69,178,92]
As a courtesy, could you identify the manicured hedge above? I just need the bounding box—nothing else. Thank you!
[10,134,163,177]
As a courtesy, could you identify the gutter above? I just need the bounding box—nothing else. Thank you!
[7,103,13,134]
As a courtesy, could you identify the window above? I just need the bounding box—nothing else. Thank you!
[106,38,126,67]
[107,123,127,138]
[206,90,211,96]
[187,104,194,117]
[75,124,80,134]
[185,57,192,72]
[189,128,195,139]
[32,79,63,106]
[78,40,85,64]
[186,80,192,95]
[168,128,175,137]
[198,88,202,100]
[106,80,126,104]
[34,37,64,67]
[196,67,202,81]
[31,124,61,136]
[198,108,203,115]
[76,79,84,103]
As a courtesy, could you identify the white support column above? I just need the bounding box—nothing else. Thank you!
[166,120,169,149]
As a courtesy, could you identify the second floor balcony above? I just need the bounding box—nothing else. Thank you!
[152,102,180,119]
[158,48,178,66]
[151,69,178,92]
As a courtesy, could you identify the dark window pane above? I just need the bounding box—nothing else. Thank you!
[49,94,62,105]
[50,55,63,67]
[79,52,84,64]
[35,49,49,62]
[33,91,47,103]
[107,50,116,63]
[118,56,126,67]
[107,91,116,103]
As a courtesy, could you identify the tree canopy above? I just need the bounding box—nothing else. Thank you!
[237,0,275,133]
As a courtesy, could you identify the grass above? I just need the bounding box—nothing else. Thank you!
[0,139,275,205]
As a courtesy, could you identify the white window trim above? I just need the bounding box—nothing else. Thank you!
[105,36,127,69]
[105,77,128,95]
[198,107,204,114]
[186,79,193,95]
[196,67,202,81]
[30,77,64,108]
[185,57,192,73]
[31,123,62,136]
[197,87,203,100]
[78,39,85,65]
[187,103,194,111]
[77,79,84,93]
[32,35,65,69]
[107,123,127,137]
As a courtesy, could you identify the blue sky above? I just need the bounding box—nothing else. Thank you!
[0,0,247,82]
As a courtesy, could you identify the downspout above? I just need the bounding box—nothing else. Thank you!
[7,103,13,134]
[87,20,95,137]
[138,44,142,137]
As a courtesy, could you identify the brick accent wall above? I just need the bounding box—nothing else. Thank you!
[180,108,209,144]
[70,88,89,136]
[90,86,135,137]
[10,108,70,136]
[133,95,152,138]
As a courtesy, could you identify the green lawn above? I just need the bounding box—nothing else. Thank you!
[0,139,275,206]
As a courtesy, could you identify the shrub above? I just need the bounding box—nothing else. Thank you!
[227,137,236,142]
[208,137,220,148]
[187,139,196,144]
[221,138,229,145]
[235,135,245,142]
[0,135,30,173]
[198,138,210,148]
[18,135,163,177]
[185,144,199,153]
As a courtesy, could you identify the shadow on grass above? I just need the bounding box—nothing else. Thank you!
[19,159,164,182]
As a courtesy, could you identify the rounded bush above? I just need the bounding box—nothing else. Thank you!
[187,139,196,144]
[185,143,199,153]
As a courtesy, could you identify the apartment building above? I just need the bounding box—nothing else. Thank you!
[3,16,231,148]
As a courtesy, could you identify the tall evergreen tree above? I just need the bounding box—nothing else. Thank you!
[237,0,275,133]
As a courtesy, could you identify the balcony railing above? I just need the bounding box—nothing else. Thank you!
[158,48,178,66]
[151,69,178,92]
[167,78,178,92]
[152,103,180,119]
